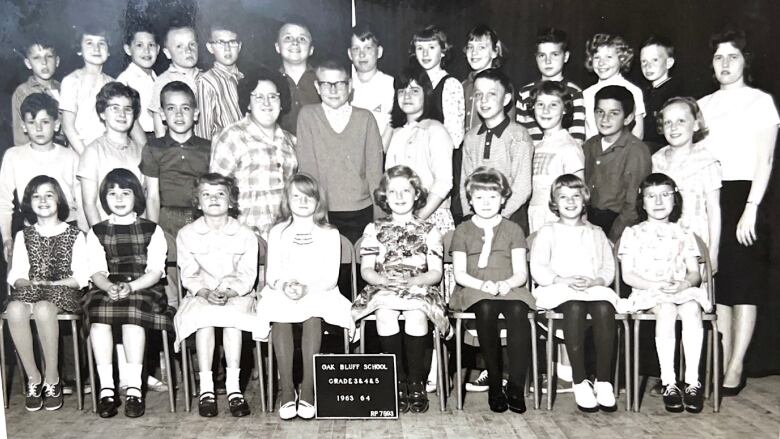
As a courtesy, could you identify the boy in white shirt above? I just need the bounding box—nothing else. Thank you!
[348,24,394,138]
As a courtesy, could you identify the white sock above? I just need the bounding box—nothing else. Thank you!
[226,367,241,400]
[126,363,143,398]
[655,337,677,385]
[116,344,128,386]
[682,327,703,385]
[199,371,214,397]
[97,364,115,397]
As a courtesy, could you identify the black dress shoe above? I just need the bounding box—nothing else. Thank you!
[97,388,120,418]
[199,392,218,417]
[408,381,429,413]
[488,390,508,413]
[397,381,410,413]
[505,383,527,414]
[228,393,251,417]
[124,388,145,418]
[721,375,746,397]
[661,384,684,413]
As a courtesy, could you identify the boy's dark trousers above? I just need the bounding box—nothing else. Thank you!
[587,207,619,239]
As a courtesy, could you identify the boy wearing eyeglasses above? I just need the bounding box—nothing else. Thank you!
[296,59,383,243]
[276,20,320,135]
[195,25,243,140]
[149,24,201,138]
[583,85,651,242]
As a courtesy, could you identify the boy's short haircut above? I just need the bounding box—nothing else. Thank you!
[21,175,70,224]
[99,168,147,215]
[315,59,349,76]
[464,166,512,203]
[351,23,380,46]
[548,173,590,215]
[278,17,313,43]
[409,25,452,66]
[536,27,569,52]
[237,66,291,116]
[24,40,57,58]
[594,85,635,116]
[641,34,675,58]
[585,33,634,74]
[474,68,514,114]
[124,21,158,46]
[529,81,574,129]
[164,22,197,47]
[709,27,752,83]
[160,81,197,108]
[95,81,141,120]
[20,92,60,121]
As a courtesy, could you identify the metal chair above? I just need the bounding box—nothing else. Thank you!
[448,230,541,410]
[353,235,450,412]
[0,309,85,410]
[542,240,632,411]
[265,234,352,412]
[631,234,719,412]
[178,237,267,413]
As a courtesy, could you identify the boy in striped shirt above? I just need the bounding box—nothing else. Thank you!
[516,28,586,144]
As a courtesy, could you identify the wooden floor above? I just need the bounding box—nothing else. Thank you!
[5,375,780,438]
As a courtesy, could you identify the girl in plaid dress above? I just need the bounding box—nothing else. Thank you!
[6,176,89,411]
[83,169,173,418]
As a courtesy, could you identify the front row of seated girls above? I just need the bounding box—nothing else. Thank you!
[7,166,710,418]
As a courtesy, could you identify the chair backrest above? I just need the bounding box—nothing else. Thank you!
[340,234,357,301]
[612,237,621,297]
[526,231,536,292]
[692,233,715,305]
[441,230,454,264]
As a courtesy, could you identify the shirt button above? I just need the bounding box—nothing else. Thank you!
[181,155,185,160]
[596,160,601,165]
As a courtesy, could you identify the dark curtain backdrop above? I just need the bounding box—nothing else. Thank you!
[0,0,778,374]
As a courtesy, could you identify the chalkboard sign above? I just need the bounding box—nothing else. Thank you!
[314,354,398,419]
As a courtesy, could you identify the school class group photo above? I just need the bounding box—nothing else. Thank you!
[0,0,779,437]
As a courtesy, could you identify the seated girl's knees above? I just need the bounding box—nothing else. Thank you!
[5,300,31,320]
[33,300,59,317]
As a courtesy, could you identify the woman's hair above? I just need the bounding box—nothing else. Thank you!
[374,165,428,215]
[709,28,752,84]
[95,82,141,122]
[636,173,683,223]
[464,167,512,203]
[656,96,710,143]
[277,173,331,228]
[409,25,452,67]
[99,168,146,216]
[21,175,70,224]
[389,64,437,129]
[528,80,574,129]
[584,33,634,74]
[191,172,240,219]
[548,174,590,216]
[464,24,505,69]
[237,66,291,117]
[473,68,514,115]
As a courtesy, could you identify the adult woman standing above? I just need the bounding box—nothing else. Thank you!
[698,29,779,394]
[210,68,298,239]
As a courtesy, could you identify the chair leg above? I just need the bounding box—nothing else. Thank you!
[182,340,191,412]
[161,330,175,413]
[0,320,8,409]
[712,321,720,413]
[529,314,539,410]
[359,323,366,354]
[71,320,83,411]
[614,326,621,399]
[633,319,641,412]
[86,335,97,413]
[266,332,274,413]
[343,328,349,354]
[704,327,712,400]
[442,342,450,398]
[455,318,463,410]
[623,319,631,412]
[546,318,554,411]
[432,330,445,411]
[254,341,266,413]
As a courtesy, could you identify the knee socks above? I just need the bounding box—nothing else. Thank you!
[404,333,429,384]
[379,333,406,382]
[682,327,703,385]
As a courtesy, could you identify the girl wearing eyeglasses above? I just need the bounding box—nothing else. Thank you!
[619,173,711,413]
